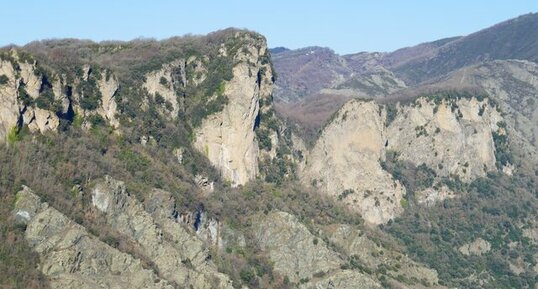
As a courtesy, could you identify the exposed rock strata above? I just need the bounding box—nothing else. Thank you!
[13,186,173,289]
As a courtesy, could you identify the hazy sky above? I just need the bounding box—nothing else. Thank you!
[1,0,537,54]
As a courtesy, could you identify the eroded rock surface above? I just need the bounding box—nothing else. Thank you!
[194,33,273,187]
[302,100,406,225]
[386,97,503,181]
[13,186,173,289]
[0,52,121,141]
[91,176,234,289]
[302,96,504,223]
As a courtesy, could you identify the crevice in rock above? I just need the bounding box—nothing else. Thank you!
[253,112,261,131]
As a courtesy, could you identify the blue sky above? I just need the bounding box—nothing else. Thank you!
[1,1,537,54]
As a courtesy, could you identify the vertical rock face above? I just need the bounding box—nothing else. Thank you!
[96,72,120,128]
[301,96,504,224]
[386,97,503,181]
[13,186,174,289]
[143,59,188,118]
[0,59,22,140]
[194,33,273,187]
[437,60,538,169]
[302,100,406,225]
[0,52,122,141]
[0,58,60,140]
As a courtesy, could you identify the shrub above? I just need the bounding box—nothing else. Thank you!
[154,92,165,105]
[77,77,102,111]
[17,84,33,107]
[337,189,355,201]
[0,74,9,85]
[239,269,255,284]
[256,128,272,151]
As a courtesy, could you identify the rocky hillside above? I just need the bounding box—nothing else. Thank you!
[274,13,538,140]
[301,93,505,225]
[271,13,538,288]
[0,29,448,289]
[1,15,538,289]
[0,29,276,187]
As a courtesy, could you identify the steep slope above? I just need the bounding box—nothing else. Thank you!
[194,33,273,186]
[91,176,234,288]
[302,100,406,225]
[301,94,505,224]
[393,13,538,84]
[0,52,120,140]
[430,60,538,169]
[13,186,174,289]
[386,96,503,181]
[0,29,277,187]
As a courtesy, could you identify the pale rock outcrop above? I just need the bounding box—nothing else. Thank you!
[0,54,121,142]
[0,58,61,139]
[176,206,236,250]
[24,107,60,133]
[253,211,383,287]
[143,59,185,117]
[435,60,538,170]
[143,189,230,274]
[459,238,491,256]
[91,176,234,289]
[13,186,173,289]
[323,224,440,288]
[97,72,120,128]
[194,33,273,186]
[386,97,503,181]
[19,61,42,98]
[194,174,215,193]
[416,185,456,207]
[302,100,406,225]
[252,211,342,282]
[0,59,21,140]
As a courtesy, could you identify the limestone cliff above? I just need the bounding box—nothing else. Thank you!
[301,95,504,224]
[194,32,273,187]
[0,57,59,140]
[0,51,120,141]
[302,100,406,225]
[386,96,503,181]
[435,60,538,170]
[143,57,207,118]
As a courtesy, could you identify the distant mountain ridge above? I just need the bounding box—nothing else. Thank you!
[272,12,538,135]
